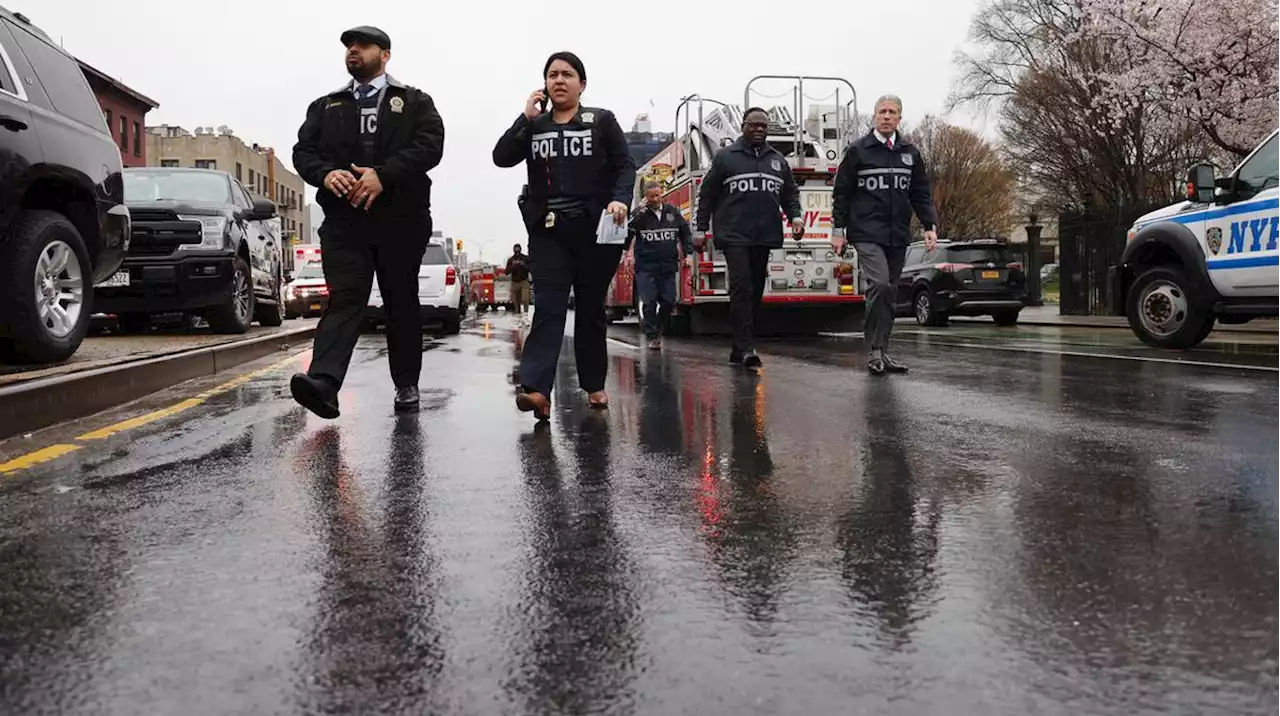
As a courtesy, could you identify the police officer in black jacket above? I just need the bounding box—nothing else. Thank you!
[493,51,634,420]
[831,94,938,375]
[694,107,804,369]
[289,26,445,418]
[629,181,693,349]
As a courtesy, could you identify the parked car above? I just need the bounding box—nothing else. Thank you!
[97,167,285,333]
[367,241,464,335]
[284,261,327,319]
[895,239,1028,326]
[0,9,129,363]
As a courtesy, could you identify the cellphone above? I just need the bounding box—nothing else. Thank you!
[538,86,549,114]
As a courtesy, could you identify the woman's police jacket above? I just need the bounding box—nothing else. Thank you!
[493,107,635,228]
[831,132,938,247]
[694,138,803,248]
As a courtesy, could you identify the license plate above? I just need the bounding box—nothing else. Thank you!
[99,271,130,288]
[310,304,322,311]
[982,270,1000,279]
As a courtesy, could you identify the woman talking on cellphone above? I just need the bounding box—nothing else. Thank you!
[493,51,635,421]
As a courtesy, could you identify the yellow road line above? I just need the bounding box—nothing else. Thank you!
[0,444,81,475]
[4,351,308,476]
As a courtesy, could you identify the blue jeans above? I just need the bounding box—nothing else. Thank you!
[636,268,677,340]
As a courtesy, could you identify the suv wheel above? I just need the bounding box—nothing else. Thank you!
[206,256,254,334]
[0,211,93,364]
[914,288,948,327]
[255,266,285,327]
[1126,265,1214,349]
[992,309,1020,326]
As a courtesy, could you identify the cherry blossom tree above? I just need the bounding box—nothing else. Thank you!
[1075,0,1279,158]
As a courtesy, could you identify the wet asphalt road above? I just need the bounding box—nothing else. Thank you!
[0,314,1276,716]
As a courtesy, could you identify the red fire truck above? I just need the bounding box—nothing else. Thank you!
[468,264,512,313]
[607,76,865,335]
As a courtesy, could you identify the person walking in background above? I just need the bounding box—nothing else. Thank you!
[629,181,692,350]
[694,107,803,370]
[289,25,445,417]
[506,243,532,322]
[493,51,634,420]
[831,94,938,375]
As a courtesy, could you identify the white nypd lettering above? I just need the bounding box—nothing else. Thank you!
[639,228,679,243]
[724,172,782,195]
[857,172,912,191]
[360,107,378,135]
[530,129,594,160]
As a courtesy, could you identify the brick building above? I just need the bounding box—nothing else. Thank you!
[78,60,158,168]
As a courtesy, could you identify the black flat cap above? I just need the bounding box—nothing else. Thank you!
[340,25,390,50]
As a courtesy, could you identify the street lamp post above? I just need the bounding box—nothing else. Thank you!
[1026,211,1043,307]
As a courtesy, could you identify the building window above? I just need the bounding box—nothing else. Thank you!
[195,159,216,170]
[104,108,112,131]
[160,159,179,167]
[132,122,141,156]
[235,162,242,181]
[119,115,128,152]
[248,168,255,189]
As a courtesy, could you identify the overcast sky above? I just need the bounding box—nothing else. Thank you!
[37,0,990,263]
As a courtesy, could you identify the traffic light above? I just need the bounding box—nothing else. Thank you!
[456,239,463,251]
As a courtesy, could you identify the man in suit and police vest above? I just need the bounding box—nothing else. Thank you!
[630,181,693,349]
[290,25,445,418]
[831,94,938,375]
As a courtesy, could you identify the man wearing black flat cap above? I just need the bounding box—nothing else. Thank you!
[290,25,445,418]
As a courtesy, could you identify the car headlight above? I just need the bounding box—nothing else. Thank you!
[176,215,227,249]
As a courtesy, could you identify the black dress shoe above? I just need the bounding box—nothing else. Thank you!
[394,385,420,412]
[729,350,745,364]
[883,354,909,373]
[291,373,340,419]
[742,351,763,370]
[867,357,886,376]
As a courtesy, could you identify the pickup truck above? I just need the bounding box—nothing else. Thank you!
[98,167,286,333]
[1107,129,1278,348]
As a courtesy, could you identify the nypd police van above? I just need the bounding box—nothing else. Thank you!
[1106,129,1278,348]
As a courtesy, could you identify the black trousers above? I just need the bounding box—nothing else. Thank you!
[723,245,772,354]
[520,212,624,397]
[309,217,428,389]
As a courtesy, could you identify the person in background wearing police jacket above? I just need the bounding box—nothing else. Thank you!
[694,108,804,369]
[493,51,634,421]
[630,181,693,350]
[289,26,445,418]
[831,94,938,376]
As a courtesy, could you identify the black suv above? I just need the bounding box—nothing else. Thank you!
[894,239,1028,326]
[0,9,129,363]
[97,167,285,333]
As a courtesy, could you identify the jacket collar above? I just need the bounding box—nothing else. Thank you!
[729,136,779,157]
[857,130,911,150]
[327,73,405,97]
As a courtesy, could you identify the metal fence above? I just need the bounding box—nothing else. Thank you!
[1056,207,1160,315]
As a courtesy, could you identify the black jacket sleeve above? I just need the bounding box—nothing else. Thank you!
[779,164,802,222]
[599,111,635,206]
[908,146,939,231]
[676,211,693,254]
[493,115,531,168]
[379,88,445,189]
[292,97,338,189]
[831,146,857,230]
[695,153,725,232]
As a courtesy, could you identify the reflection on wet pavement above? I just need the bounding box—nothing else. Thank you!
[0,315,1275,715]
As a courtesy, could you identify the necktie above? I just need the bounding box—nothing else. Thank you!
[886,136,894,150]
[356,84,376,101]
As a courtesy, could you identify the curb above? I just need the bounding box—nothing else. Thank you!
[0,326,317,442]
[951,317,1276,335]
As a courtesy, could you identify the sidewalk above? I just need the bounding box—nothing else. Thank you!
[949,304,1277,335]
